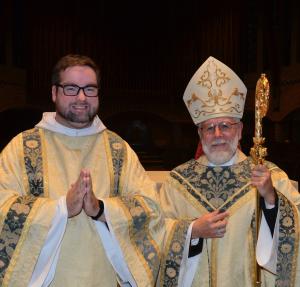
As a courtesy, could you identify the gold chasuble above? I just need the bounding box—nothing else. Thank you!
[160,157,300,287]
[0,127,164,287]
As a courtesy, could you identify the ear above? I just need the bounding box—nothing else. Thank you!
[238,121,243,140]
[52,85,57,103]
[197,124,202,139]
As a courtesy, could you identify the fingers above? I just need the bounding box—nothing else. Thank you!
[81,170,98,217]
[211,212,228,237]
[213,210,230,222]
[251,165,271,183]
[81,169,93,195]
[214,217,227,228]
[251,165,270,186]
[82,170,90,193]
[66,169,92,218]
[251,165,275,204]
[252,164,268,173]
[214,226,226,238]
[207,210,229,229]
[192,209,229,239]
[207,210,229,228]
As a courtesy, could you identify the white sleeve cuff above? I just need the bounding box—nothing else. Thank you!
[94,200,137,287]
[178,221,201,287]
[191,238,200,246]
[256,210,279,274]
[264,199,275,209]
[29,196,68,287]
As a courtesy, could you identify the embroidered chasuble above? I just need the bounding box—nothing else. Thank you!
[159,156,300,287]
[0,127,164,287]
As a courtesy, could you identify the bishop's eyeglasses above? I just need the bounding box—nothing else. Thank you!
[56,84,99,97]
[200,121,240,135]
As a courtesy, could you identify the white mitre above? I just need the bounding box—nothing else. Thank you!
[183,56,247,125]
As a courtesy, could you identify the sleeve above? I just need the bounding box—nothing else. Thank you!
[102,141,200,287]
[102,143,165,287]
[261,194,278,236]
[271,167,300,204]
[178,222,202,287]
[256,207,279,273]
[157,175,202,286]
[93,219,136,287]
[158,175,193,219]
[29,197,68,287]
[257,167,300,278]
[0,134,26,197]
[189,237,203,257]
[158,218,200,287]
[0,135,60,286]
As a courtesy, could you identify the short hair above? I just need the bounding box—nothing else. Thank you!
[51,54,101,86]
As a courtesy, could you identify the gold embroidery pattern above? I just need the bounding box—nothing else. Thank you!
[276,192,298,287]
[0,195,37,283]
[196,62,230,89]
[171,170,214,212]
[161,220,191,287]
[172,158,253,210]
[186,59,245,119]
[22,128,44,197]
[107,130,126,196]
[121,196,160,286]
[172,158,292,286]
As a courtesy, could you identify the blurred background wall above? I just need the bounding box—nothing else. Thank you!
[0,0,299,182]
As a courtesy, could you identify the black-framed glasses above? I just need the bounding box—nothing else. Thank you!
[56,84,99,97]
[200,121,240,135]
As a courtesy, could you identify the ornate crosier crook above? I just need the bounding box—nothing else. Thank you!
[250,73,270,287]
[250,73,270,165]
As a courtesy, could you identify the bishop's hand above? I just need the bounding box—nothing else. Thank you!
[251,164,275,205]
[191,210,229,239]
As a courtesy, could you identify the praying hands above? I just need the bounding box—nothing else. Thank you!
[66,169,102,219]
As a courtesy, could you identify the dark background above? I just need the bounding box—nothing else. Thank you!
[0,0,300,183]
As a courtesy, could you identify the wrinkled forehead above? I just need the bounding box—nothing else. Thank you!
[199,116,240,127]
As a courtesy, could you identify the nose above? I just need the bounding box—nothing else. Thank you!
[214,125,223,137]
[77,88,86,101]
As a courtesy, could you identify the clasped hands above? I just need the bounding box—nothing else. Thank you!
[192,164,275,239]
[66,169,100,218]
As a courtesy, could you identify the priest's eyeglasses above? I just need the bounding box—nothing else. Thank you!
[56,84,99,97]
[200,121,240,135]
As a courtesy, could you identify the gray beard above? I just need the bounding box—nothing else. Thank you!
[202,135,239,165]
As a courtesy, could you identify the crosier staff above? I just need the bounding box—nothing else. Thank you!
[250,73,270,287]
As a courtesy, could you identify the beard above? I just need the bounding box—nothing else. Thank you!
[202,133,239,165]
[56,101,99,125]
